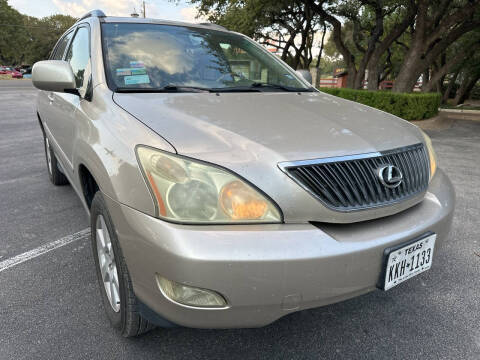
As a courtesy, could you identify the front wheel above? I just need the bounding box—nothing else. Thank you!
[90,192,155,337]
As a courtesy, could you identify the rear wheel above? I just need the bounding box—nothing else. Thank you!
[90,192,155,337]
[43,134,68,185]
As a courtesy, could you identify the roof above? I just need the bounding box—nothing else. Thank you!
[76,9,229,32]
[333,69,348,77]
[102,16,228,31]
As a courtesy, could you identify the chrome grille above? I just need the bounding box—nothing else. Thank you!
[281,144,430,212]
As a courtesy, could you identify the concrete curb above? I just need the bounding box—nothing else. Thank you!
[438,108,480,114]
[438,108,480,122]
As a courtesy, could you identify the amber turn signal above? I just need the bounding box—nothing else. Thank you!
[220,181,268,220]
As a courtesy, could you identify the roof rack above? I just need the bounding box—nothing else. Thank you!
[198,23,227,31]
[76,9,106,23]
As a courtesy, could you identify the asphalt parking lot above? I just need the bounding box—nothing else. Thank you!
[0,79,479,359]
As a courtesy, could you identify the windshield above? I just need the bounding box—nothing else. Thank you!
[101,23,310,92]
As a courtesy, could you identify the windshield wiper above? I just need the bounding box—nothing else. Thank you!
[212,82,315,93]
[250,82,315,92]
[115,83,315,93]
[115,85,212,93]
[210,86,262,93]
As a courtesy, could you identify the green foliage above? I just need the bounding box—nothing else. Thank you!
[191,0,324,69]
[0,0,26,64]
[319,88,441,120]
[0,0,76,65]
[191,0,480,92]
[23,15,78,64]
[311,57,345,77]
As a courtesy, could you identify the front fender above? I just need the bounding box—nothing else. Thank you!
[72,85,176,217]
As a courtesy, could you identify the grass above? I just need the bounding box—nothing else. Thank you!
[0,74,28,80]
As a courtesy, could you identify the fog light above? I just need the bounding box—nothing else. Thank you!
[156,275,227,308]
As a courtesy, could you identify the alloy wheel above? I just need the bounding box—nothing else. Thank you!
[96,214,121,312]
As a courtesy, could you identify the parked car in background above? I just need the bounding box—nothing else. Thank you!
[32,9,454,337]
[11,70,23,78]
[0,66,23,78]
[22,66,32,79]
[16,65,32,74]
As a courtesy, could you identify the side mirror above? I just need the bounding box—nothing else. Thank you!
[32,60,77,93]
[296,69,312,84]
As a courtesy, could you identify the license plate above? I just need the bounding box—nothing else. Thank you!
[382,233,436,291]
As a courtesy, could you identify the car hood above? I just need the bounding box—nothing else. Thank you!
[113,91,425,223]
[113,91,422,161]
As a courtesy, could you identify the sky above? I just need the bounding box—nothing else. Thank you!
[8,0,205,22]
[8,0,329,57]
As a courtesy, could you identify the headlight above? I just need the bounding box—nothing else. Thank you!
[421,130,437,181]
[136,146,282,223]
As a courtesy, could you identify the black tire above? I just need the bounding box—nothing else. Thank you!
[43,134,69,186]
[90,192,155,337]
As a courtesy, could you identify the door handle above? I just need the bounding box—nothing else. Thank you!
[47,93,55,102]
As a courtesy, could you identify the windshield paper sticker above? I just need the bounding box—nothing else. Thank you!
[130,61,145,68]
[116,68,147,76]
[116,68,131,76]
[130,68,146,75]
[124,74,150,85]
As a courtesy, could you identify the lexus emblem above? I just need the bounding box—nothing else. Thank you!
[377,165,403,188]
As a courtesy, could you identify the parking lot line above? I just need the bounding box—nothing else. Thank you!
[0,228,90,273]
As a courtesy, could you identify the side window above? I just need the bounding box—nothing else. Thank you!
[51,31,74,60]
[65,26,90,90]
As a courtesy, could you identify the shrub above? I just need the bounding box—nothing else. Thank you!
[319,88,441,120]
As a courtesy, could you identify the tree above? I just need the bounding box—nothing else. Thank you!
[189,0,480,93]
[421,29,480,93]
[193,0,324,69]
[314,22,328,88]
[306,0,417,89]
[364,1,416,90]
[451,49,480,105]
[0,0,28,65]
[0,1,76,65]
[392,0,480,92]
[453,72,480,105]
[24,15,77,64]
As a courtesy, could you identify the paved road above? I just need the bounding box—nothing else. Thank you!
[0,80,479,359]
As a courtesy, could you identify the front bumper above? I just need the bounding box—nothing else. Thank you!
[105,169,455,329]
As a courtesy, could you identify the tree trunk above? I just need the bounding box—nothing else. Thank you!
[422,69,430,87]
[292,23,310,70]
[462,76,480,103]
[422,44,478,92]
[366,54,381,90]
[392,44,425,92]
[354,2,384,90]
[392,0,429,92]
[366,1,417,90]
[309,0,357,87]
[281,35,295,62]
[442,70,459,103]
[435,53,447,93]
[453,74,480,105]
[314,23,327,89]
[347,65,358,88]
[393,0,480,92]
